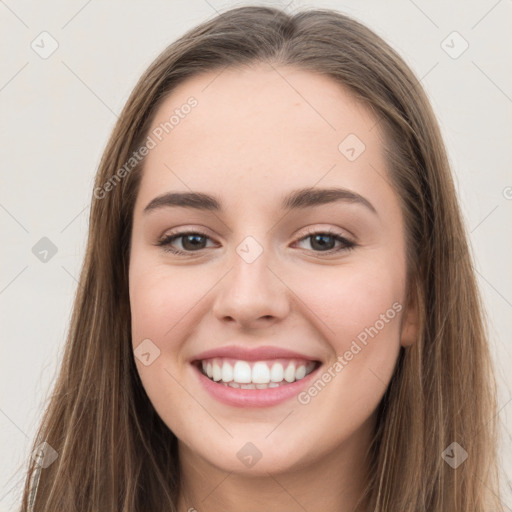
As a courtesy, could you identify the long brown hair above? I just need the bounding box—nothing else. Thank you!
[18,5,504,511]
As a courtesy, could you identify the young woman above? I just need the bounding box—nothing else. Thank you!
[20,5,505,512]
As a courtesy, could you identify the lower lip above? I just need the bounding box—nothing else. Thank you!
[192,362,321,408]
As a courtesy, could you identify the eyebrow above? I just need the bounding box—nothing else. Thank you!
[143,187,377,215]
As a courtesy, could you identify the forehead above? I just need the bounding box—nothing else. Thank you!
[136,63,391,214]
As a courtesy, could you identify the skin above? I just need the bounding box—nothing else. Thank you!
[129,62,419,512]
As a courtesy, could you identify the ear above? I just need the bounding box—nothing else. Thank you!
[400,279,420,347]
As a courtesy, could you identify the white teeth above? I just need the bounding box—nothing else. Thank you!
[284,363,296,383]
[295,365,306,380]
[252,362,270,384]
[221,361,233,382]
[233,361,252,384]
[212,362,222,381]
[270,362,284,382]
[201,358,317,386]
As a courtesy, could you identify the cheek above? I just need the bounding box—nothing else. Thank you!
[292,255,405,344]
[129,261,209,347]
[292,259,405,421]
[128,261,204,426]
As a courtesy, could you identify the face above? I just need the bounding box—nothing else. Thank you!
[129,63,418,478]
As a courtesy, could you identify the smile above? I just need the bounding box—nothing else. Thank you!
[196,357,319,389]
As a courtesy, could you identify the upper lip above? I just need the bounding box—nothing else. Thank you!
[191,345,322,363]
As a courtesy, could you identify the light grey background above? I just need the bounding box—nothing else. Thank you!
[1,1,511,510]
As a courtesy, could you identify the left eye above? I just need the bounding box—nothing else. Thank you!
[157,230,356,255]
[295,231,356,253]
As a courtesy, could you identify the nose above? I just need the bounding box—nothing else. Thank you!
[211,249,290,330]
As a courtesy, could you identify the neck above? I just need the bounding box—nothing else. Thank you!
[176,415,375,512]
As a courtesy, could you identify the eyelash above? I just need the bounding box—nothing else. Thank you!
[156,227,357,256]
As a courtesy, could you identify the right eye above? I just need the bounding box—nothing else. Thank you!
[157,230,217,255]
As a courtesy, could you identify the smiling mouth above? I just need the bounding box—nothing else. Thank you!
[193,357,322,389]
